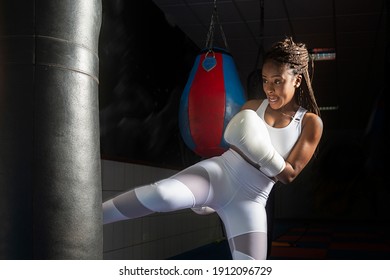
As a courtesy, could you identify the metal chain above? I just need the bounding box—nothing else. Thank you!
[205,0,229,51]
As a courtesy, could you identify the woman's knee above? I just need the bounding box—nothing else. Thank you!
[134,179,196,212]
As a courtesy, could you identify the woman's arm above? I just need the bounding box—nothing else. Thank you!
[228,99,323,184]
[276,112,323,184]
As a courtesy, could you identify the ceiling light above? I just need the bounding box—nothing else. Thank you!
[319,106,339,111]
[309,48,336,61]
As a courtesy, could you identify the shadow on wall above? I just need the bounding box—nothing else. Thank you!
[99,0,201,169]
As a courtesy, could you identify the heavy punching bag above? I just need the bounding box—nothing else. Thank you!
[0,0,102,259]
[179,48,246,158]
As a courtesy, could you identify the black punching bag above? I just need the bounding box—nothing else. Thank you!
[0,0,102,259]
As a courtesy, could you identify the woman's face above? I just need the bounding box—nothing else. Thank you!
[261,60,301,110]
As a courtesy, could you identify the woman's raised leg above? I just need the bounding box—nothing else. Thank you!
[103,165,214,225]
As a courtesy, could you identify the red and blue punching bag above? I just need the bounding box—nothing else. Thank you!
[179,48,246,158]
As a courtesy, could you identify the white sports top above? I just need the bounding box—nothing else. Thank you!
[256,100,307,159]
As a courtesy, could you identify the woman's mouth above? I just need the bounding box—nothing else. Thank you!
[268,96,278,103]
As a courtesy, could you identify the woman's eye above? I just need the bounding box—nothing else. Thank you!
[262,79,268,84]
[274,80,281,84]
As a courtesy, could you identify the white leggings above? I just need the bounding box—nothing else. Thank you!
[103,149,275,260]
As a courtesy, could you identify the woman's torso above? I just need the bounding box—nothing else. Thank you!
[256,99,307,159]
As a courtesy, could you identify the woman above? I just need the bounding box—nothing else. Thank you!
[103,37,323,260]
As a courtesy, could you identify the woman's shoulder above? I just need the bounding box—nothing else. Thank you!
[303,111,322,124]
[302,112,323,136]
[240,99,265,111]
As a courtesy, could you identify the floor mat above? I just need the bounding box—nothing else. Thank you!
[270,220,390,260]
[169,220,390,260]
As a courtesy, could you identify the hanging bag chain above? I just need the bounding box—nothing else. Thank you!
[204,0,229,51]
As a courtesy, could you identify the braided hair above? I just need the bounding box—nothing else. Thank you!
[264,37,320,116]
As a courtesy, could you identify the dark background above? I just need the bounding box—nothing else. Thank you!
[99,0,202,168]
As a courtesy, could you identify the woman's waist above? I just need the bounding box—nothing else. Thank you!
[220,148,276,186]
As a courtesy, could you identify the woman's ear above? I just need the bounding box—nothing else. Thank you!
[294,74,302,88]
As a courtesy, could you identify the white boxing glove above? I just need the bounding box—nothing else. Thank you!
[224,109,286,177]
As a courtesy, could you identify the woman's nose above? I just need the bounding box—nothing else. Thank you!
[264,84,274,94]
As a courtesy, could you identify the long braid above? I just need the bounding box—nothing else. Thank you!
[264,37,320,116]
